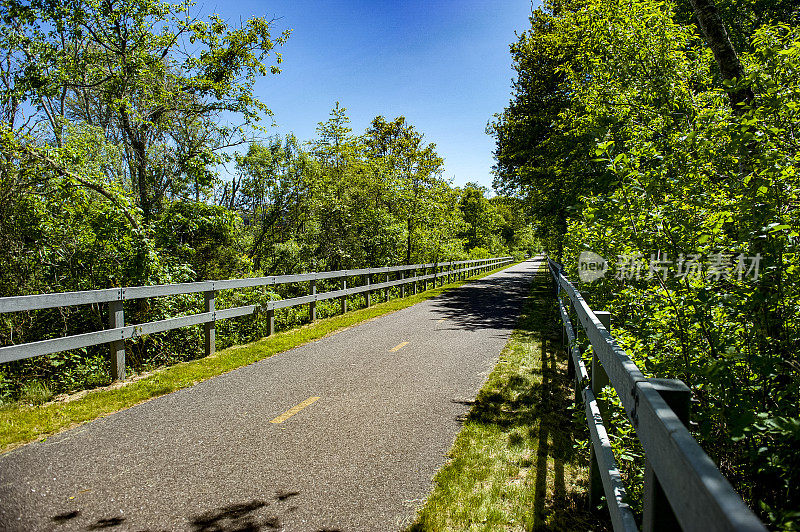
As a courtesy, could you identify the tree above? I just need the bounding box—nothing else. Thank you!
[488,5,613,259]
[458,183,501,252]
[1,0,290,223]
[364,115,448,263]
[234,136,316,273]
[494,0,800,525]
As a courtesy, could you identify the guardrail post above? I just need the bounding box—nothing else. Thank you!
[267,308,275,336]
[204,290,216,357]
[565,303,575,380]
[413,268,418,294]
[310,279,317,321]
[108,300,125,381]
[385,270,390,301]
[590,310,612,507]
[400,271,405,297]
[366,274,372,306]
[643,378,691,532]
[341,277,348,313]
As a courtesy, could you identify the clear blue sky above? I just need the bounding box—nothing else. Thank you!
[205,0,537,190]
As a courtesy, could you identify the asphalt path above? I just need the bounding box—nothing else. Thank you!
[0,258,542,531]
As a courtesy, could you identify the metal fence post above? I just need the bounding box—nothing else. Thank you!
[413,268,418,294]
[310,279,317,321]
[385,270,390,301]
[643,378,691,532]
[567,302,576,379]
[341,276,348,313]
[108,300,125,381]
[267,308,275,336]
[589,310,612,507]
[366,274,372,306]
[400,271,405,297]
[204,289,216,357]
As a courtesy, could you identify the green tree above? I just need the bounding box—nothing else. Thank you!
[234,135,317,273]
[495,0,800,526]
[488,5,613,259]
[364,115,449,263]
[458,183,501,253]
[1,0,290,223]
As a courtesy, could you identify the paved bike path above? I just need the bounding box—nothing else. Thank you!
[0,258,541,531]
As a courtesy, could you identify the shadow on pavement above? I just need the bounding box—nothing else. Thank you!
[46,490,306,531]
[429,268,536,333]
[457,268,609,530]
[190,499,276,532]
[86,516,126,530]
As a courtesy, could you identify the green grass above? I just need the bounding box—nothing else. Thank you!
[0,265,514,454]
[408,264,606,531]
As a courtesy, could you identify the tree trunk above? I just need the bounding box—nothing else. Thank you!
[687,0,753,112]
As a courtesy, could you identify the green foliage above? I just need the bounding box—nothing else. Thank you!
[153,201,248,280]
[17,380,53,406]
[495,0,800,526]
[0,1,538,414]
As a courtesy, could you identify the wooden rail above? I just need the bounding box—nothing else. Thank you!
[0,257,513,380]
[547,258,765,532]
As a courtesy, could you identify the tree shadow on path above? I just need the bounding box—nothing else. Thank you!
[460,268,610,531]
[428,268,537,333]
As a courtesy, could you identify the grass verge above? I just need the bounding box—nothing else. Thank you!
[408,263,606,531]
[0,265,516,454]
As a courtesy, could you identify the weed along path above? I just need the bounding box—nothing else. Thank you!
[0,258,541,531]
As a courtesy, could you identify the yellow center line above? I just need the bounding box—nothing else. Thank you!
[270,396,320,424]
[390,341,409,352]
[437,318,447,323]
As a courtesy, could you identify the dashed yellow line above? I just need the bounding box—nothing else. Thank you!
[390,341,409,352]
[270,396,320,424]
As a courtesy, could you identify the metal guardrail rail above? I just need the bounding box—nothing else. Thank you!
[547,258,765,532]
[0,257,513,380]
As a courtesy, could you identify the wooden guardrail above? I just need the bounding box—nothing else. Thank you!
[0,257,513,380]
[547,258,765,532]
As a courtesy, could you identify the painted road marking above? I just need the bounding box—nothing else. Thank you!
[270,396,320,424]
[390,341,409,352]
[437,318,447,323]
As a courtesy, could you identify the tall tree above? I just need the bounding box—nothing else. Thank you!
[364,115,446,263]
[1,0,290,223]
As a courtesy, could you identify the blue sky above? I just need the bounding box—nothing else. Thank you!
[205,0,537,190]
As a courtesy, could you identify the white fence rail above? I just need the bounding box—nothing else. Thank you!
[0,257,513,380]
[548,258,765,532]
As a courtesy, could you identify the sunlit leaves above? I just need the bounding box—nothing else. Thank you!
[496,0,800,526]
